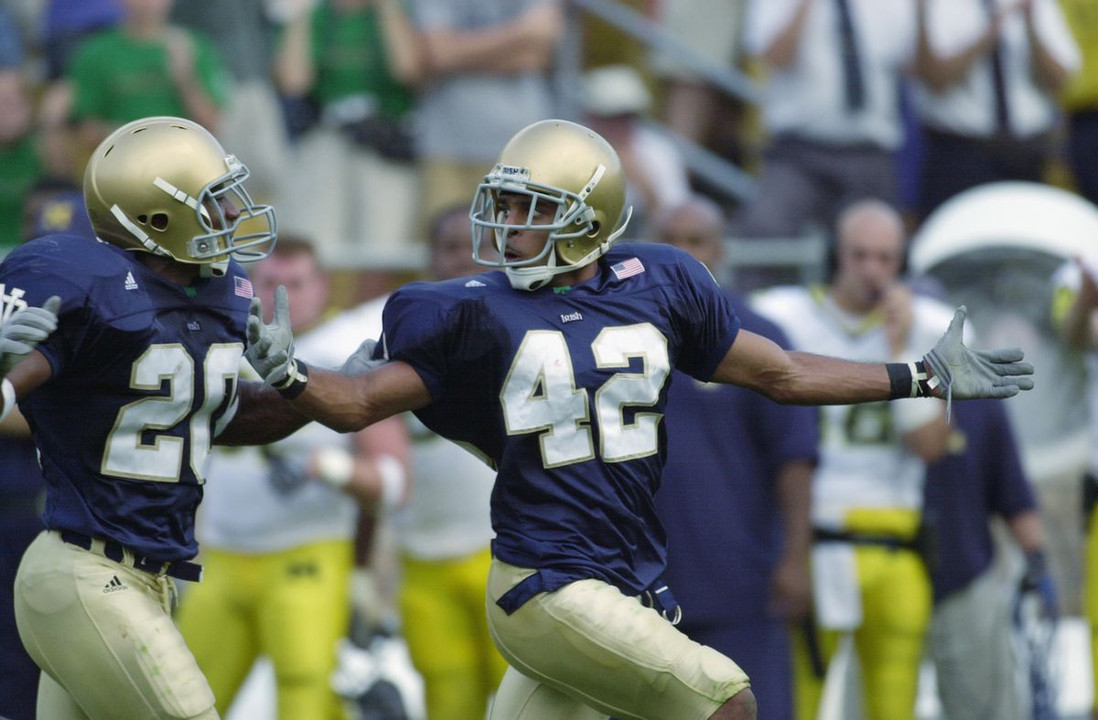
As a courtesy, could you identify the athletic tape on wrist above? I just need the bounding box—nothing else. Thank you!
[0,378,14,423]
[375,454,406,511]
[887,361,939,399]
[275,361,309,399]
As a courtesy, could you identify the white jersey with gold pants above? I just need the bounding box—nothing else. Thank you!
[396,414,506,719]
[754,286,951,720]
[175,310,372,720]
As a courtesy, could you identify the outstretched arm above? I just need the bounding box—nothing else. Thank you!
[242,289,432,434]
[714,306,1034,410]
[713,330,897,404]
[285,360,431,433]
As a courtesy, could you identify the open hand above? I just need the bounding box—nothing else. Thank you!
[0,296,61,377]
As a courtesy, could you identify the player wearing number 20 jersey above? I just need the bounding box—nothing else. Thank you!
[378,240,741,609]
[1,233,251,562]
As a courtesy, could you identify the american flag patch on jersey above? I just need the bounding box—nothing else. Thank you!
[610,257,645,280]
[234,276,253,298]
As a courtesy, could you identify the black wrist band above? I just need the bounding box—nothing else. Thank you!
[275,361,309,399]
[886,362,912,400]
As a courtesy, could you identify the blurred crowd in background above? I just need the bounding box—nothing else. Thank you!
[2,1,1098,719]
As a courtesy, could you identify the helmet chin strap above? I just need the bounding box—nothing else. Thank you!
[201,260,229,277]
[505,206,633,292]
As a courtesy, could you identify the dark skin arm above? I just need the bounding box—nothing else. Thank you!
[226,360,432,438]
[768,458,815,622]
[214,380,312,445]
[4,350,52,403]
[713,329,901,405]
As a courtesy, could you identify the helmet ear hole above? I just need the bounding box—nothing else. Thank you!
[150,213,170,231]
[587,221,601,239]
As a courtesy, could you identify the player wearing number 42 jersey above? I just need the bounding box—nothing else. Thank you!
[1,118,1036,720]
[236,119,1036,720]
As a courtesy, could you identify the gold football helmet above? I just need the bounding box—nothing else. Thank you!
[84,116,276,276]
[470,119,632,291]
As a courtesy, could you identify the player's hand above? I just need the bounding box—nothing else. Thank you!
[922,306,1035,413]
[245,285,306,394]
[0,296,61,377]
[340,338,385,376]
[1020,551,1058,622]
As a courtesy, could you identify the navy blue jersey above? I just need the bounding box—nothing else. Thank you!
[657,290,819,621]
[0,234,251,561]
[923,399,1037,602]
[0,437,42,498]
[378,242,741,602]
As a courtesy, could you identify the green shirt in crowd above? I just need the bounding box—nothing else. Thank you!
[68,27,229,124]
[0,134,41,253]
[308,3,414,120]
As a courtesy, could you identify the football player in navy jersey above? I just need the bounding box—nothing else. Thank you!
[236,118,1038,720]
[3,118,1031,720]
[0,116,276,720]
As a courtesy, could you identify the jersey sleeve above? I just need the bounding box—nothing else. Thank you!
[0,238,92,375]
[378,283,461,401]
[669,252,741,381]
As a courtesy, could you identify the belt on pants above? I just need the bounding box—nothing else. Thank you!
[812,527,918,552]
[58,529,203,582]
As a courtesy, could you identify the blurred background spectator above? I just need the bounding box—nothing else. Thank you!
[581,63,690,238]
[734,0,919,248]
[649,0,751,172]
[274,0,422,274]
[654,195,818,720]
[1059,0,1098,206]
[65,0,229,162]
[0,69,42,253]
[753,199,951,720]
[922,397,1055,720]
[408,0,561,235]
[172,0,290,202]
[911,0,1080,221]
[39,0,122,82]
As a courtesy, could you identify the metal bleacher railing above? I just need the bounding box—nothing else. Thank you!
[561,0,826,286]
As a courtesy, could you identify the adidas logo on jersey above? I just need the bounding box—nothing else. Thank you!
[0,283,29,323]
[103,575,127,594]
[464,279,486,288]
[124,272,139,291]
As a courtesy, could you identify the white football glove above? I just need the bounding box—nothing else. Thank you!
[0,295,61,377]
[245,285,306,393]
[922,306,1035,419]
[340,338,385,376]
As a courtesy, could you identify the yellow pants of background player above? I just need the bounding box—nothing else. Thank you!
[400,547,508,720]
[794,515,930,720]
[1086,502,1098,717]
[176,540,353,720]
